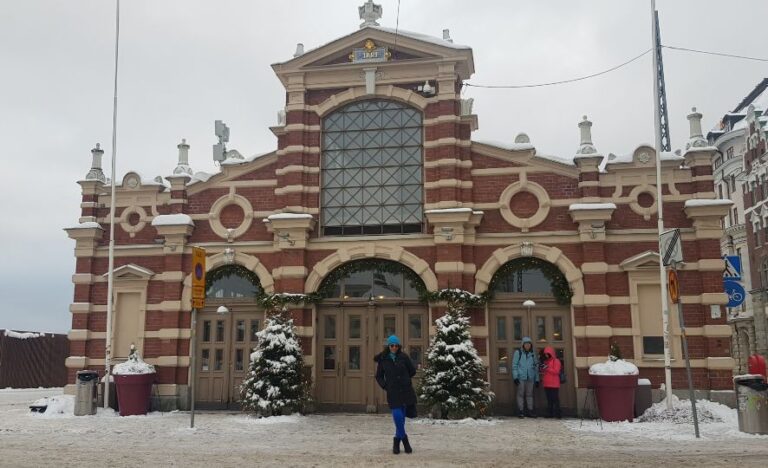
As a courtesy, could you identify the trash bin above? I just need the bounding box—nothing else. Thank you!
[74,370,99,416]
[634,378,653,417]
[734,375,768,435]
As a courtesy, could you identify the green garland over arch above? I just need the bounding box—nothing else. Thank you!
[205,264,264,296]
[316,258,428,300]
[486,257,573,305]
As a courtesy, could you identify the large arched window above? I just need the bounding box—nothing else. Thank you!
[205,265,262,299]
[319,259,425,300]
[321,100,423,236]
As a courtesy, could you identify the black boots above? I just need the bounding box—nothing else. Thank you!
[393,436,413,454]
[402,435,413,454]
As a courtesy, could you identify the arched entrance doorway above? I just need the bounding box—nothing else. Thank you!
[195,265,264,409]
[314,259,428,412]
[487,258,576,415]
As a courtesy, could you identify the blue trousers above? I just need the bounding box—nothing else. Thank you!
[391,406,406,439]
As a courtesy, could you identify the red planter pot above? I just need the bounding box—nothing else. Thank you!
[590,374,638,422]
[114,373,155,416]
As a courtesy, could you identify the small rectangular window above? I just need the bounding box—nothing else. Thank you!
[643,336,664,355]
[496,317,507,341]
[383,316,396,339]
[349,316,361,340]
[250,320,260,342]
[513,317,523,341]
[236,320,245,342]
[235,349,244,371]
[214,349,224,371]
[324,316,337,339]
[409,315,422,339]
[216,320,224,342]
[409,346,423,370]
[202,321,211,342]
[497,347,509,374]
[348,346,361,370]
[201,349,210,372]
[536,317,546,342]
[552,317,563,341]
[323,346,336,370]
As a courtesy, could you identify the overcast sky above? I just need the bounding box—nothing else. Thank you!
[1,0,767,333]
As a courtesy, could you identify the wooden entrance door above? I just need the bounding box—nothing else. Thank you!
[316,302,429,412]
[195,305,263,409]
[489,299,575,415]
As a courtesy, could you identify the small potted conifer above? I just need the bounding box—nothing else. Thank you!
[112,344,156,416]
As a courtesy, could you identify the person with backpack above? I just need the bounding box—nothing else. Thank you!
[540,346,562,418]
[375,335,416,455]
[512,336,539,418]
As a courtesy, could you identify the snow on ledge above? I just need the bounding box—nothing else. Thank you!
[475,139,535,152]
[424,208,473,214]
[4,330,42,339]
[151,214,194,226]
[66,222,103,230]
[569,203,617,211]
[684,199,733,208]
[265,213,313,221]
[589,359,639,376]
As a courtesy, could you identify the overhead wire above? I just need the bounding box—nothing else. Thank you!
[464,45,768,90]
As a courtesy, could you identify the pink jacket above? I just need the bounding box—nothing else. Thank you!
[540,346,561,389]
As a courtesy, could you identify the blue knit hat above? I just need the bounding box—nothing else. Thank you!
[387,335,401,346]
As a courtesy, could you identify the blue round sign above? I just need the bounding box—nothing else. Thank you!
[195,263,203,280]
[723,280,746,308]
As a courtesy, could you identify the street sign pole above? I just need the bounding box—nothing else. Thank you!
[190,307,197,428]
[189,247,206,429]
[672,261,700,438]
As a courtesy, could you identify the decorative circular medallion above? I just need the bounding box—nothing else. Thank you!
[498,180,551,232]
[119,205,148,238]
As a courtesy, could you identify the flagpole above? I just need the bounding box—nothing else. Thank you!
[651,0,674,409]
[104,0,121,409]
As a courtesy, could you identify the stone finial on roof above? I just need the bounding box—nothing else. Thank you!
[686,107,708,150]
[173,138,193,176]
[574,115,601,159]
[85,143,106,183]
[515,133,530,144]
[443,29,453,43]
[359,0,382,28]
[293,43,304,58]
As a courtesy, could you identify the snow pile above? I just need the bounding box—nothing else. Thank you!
[32,394,74,417]
[589,359,639,376]
[637,394,732,424]
[113,348,155,375]
[4,330,42,339]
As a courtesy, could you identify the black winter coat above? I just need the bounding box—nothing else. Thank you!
[374,351,417,409]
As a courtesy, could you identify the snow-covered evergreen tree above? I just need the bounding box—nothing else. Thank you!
[240,306,310,416]
[419,289,493,419]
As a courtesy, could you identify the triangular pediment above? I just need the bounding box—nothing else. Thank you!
[107,264,155,280]
[272,26,474,83]
[620,251,661,271]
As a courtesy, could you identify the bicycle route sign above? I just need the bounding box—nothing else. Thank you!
[723,280,745,308]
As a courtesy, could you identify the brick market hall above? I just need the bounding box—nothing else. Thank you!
[65,2,734,414]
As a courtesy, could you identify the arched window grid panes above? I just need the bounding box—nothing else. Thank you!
[205,268,262,300]
[321,99,424,236]
[325,267,421,300]
[493,268,554,296]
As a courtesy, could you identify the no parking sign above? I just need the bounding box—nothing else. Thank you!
[192,247,206,308]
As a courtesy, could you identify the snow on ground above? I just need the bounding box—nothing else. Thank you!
[565,395,768,442]
[2,389,768,467]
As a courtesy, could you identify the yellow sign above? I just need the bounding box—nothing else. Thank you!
[668,270,680,304]
[192,247,206,308]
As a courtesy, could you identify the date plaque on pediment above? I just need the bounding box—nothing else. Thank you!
[349,39,390,63]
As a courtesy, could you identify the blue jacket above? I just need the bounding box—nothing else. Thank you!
[512,338,539,382]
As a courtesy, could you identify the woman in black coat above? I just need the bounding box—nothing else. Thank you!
[374,334,416,454]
